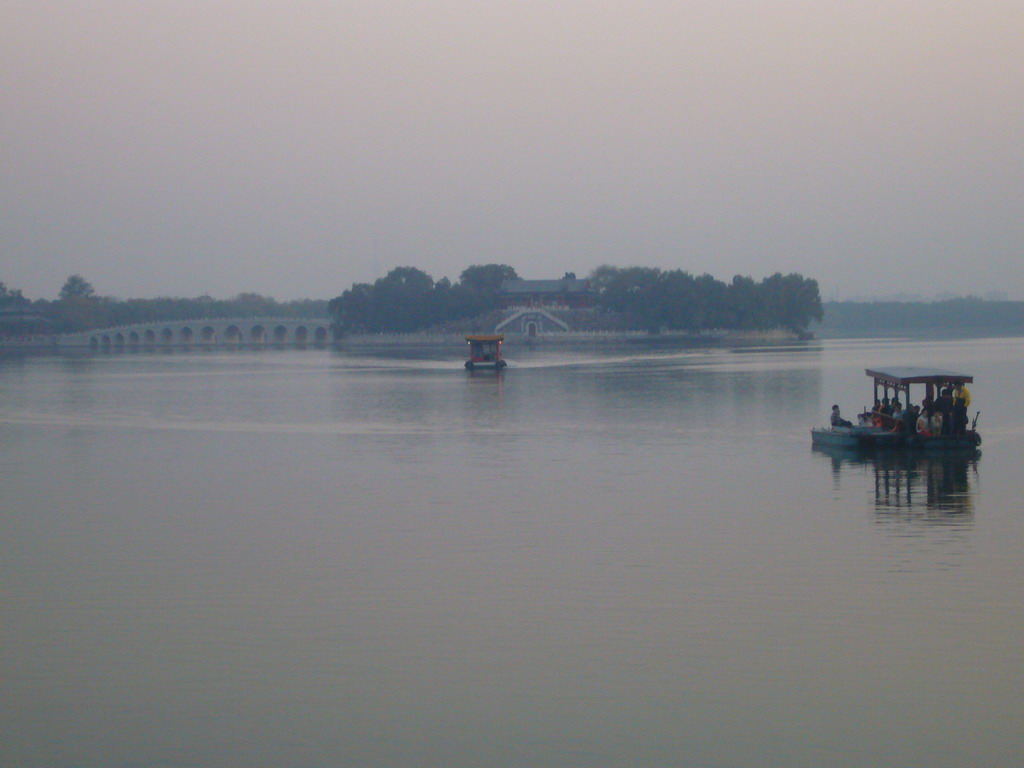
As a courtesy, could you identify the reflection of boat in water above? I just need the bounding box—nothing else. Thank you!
[814,443,979,515]
[811,367,980,452]
[464,334,507,371]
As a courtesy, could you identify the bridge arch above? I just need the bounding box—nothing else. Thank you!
[58,317,335,349]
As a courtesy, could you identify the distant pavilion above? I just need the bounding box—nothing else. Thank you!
[498,277,594,309]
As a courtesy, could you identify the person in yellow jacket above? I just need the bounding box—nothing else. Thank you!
[952,383,972,435]
[953,383,971,408]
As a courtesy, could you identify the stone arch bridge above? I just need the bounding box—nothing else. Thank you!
[57,318,337,349]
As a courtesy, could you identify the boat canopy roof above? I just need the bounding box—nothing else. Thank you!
[865,367,973,386]
[465,334,504,342]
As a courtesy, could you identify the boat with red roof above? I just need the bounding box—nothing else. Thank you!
[812,367,980,451]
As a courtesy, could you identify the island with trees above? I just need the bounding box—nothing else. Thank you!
[328,264,824,338]
[4,265,825,345]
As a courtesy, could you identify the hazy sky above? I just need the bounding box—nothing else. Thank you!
[3,1,1022,301]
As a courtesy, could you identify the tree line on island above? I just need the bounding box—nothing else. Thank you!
[328,264,824,335]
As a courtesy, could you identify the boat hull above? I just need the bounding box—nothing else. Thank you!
[811,426,980,452]
[465,360,507,370]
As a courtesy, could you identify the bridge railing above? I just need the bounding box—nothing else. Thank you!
[57,318,337,347]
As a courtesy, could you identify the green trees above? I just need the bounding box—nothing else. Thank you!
[589,266,822,333]
[459,264,517,293]
[4,276,330,334]
[367,267,437,332]
[328,267,438,334]
[758,272,824,333]
[48,274,106,333]
[815,298,1024,335]
[0,281,49,335]
[59,274,96,300]
[0,281,23,304]
[329,264,518,334]
[329,264,822,335]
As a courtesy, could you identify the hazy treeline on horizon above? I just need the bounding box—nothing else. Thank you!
[9,272,1023,339]
[815,298,1024,337]
[0,276,328,335]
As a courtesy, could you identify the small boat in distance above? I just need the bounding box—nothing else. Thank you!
[811,367,980,452]
[464,334,507,371]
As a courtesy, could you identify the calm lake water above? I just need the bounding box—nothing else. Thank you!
[2,336,1023,768]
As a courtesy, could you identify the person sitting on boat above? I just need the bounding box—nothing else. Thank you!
[904,404,919,434]
[830,405,853,428]
[871,400,884,427]
[936,387,954,436]
[917,409,934,437]
[880,397,893,416]
[919,409,943,436]
[921,394,934,416]
[889,399,904,430]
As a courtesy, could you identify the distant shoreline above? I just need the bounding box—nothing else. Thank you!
[814,299,1024,338]
[9,318,1024,357]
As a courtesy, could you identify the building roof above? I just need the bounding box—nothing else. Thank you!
[865,367,974,386]
[0,299,47,323]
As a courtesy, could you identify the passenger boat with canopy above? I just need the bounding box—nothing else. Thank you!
[811,368,980,451]
[464,334,507,370]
